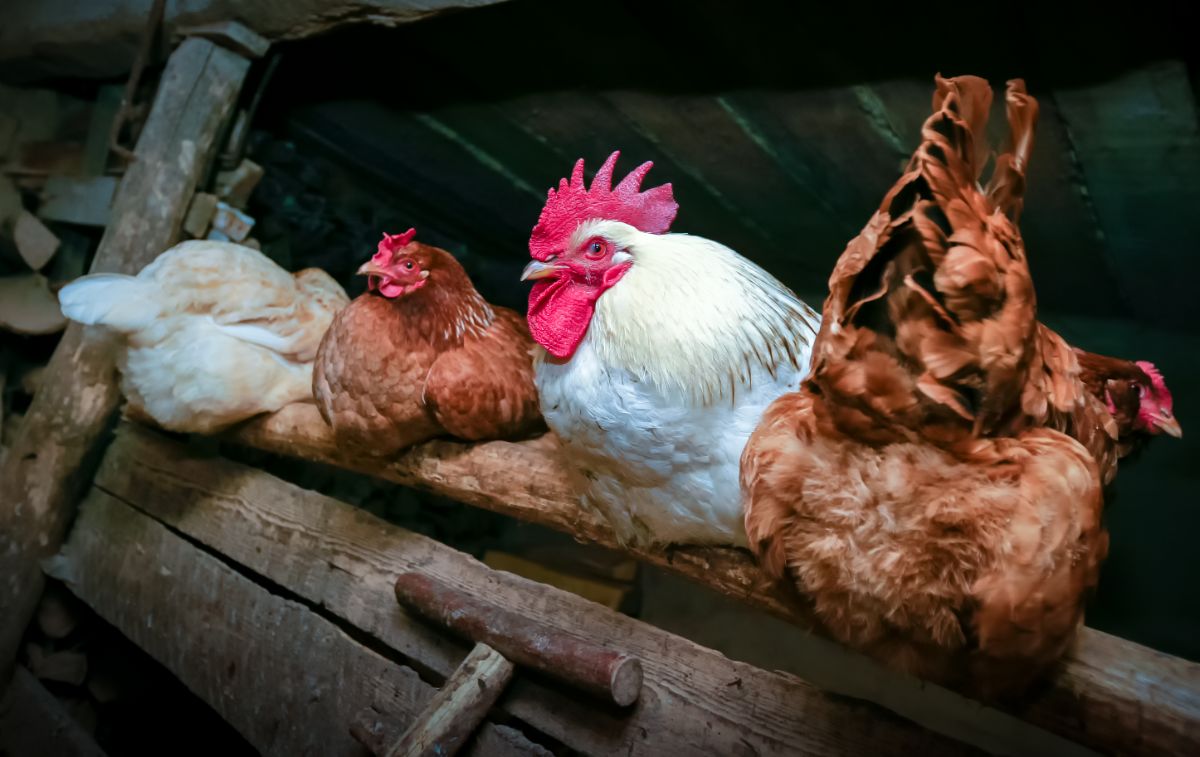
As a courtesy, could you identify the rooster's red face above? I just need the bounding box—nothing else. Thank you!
[523,151,678,359]
[521,224,635,359]
[359,229,430,299]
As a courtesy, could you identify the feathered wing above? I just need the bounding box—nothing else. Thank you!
[424,309,543,440]
[742,76,1110,697]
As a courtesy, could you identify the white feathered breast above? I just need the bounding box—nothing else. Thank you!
[534,221,821,547]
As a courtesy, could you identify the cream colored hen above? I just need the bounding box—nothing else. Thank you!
[58,240,348,433]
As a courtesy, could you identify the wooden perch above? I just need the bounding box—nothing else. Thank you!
[381,642,515,757]
[395,571,642,707]
[97,423,976,756]
[228,403,1200,757]
[0,36,251,684]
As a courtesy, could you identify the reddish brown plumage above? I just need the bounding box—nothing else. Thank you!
[313,239,544,455]
[742,76,1120,698]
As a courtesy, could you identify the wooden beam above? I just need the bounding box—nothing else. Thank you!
[49,490,544,757]
[0,0,510,81]
[384,642,515,757]
[97,423,978,757]
[0,666,106,757]
[0,37,250,684]
[224,404,1200,757]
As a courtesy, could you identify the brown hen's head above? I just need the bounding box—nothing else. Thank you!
[356,229,473,300]
[1075,349,1181,440]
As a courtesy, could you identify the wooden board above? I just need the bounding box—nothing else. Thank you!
[0,36,250,683]
[96,423,978,757]
[225,404,1200,757]
[50,490,544,757]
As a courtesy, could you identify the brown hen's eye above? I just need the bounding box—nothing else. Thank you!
[404,261,414,270]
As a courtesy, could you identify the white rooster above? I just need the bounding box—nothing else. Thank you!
[521,152,820,547]
[58,240,348,433]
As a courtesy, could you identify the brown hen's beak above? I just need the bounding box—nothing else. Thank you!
[1153,414,1183,438]
[357,260,386,277]
[521,260,563,281]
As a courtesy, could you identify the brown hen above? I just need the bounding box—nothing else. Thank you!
[741,76,1177,698]
[314,229,544,455]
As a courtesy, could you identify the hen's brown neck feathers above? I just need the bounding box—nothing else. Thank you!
[377,244,494,349]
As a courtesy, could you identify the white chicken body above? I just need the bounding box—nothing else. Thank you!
[533,222,820,547]
[58,240,349,433]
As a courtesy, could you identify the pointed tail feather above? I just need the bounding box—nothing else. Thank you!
[57,273,162,333]
[986,79,1040,222]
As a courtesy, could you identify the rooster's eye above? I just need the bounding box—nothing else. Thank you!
[585,239,607,259]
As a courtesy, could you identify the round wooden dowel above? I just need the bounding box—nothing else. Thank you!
[394,571,643,707]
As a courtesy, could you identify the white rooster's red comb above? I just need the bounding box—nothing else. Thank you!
[528,151,678,261]
[374,228,417,264]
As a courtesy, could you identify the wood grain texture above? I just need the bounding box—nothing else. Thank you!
[394,571,642,706]
[50,490,543,757]
[225,403,1200,757]
[0,37,250,683]
[100,423,978,757]
[386,642,514,757]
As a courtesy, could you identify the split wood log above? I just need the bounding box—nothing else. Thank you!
[0,36,251,685]
[228,403,1200,757]
[0,666,105,757]
[395,572,642,707]
[49,490,545,757]
[99,423,979,756]
[382,643,515,757]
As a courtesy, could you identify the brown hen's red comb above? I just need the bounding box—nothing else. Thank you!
[373,228,417,264]
[528,151,678,261]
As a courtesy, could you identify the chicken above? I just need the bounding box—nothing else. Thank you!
[740,76,1178,698]
[313,229,543,455]
[1074,349,1181,470]
[57,240,348,434]
[520,152,821,548]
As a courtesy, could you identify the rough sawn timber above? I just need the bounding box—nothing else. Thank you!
[97,423,978,757]
[49,490,544,757]
[227,403,1200,757]
[0,37,251,684]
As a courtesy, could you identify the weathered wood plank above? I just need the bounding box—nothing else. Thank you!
[50,490,544,757]
[224,404,1200,757]
[0,666,106,757]
[99,423,978,757]
[0,37,250,684]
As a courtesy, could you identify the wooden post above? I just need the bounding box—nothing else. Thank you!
[395,571,643,707]
[383,643,515,757]
[0,35,255,683]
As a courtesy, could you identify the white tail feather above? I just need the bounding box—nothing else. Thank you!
[57,273,162,333]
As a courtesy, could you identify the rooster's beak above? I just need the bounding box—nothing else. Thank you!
[357,260,386,277]
[1153,413,1183,438]
[521,260,563,281]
